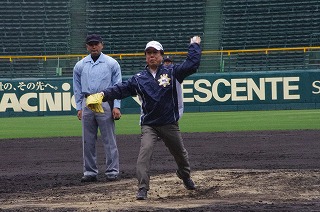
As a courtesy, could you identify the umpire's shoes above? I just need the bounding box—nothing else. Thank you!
[106,175,118,182]
[81,175,97,183]
[136,188,148,200]
[176,170,196,190]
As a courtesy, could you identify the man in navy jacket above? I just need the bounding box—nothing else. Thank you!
[92,36,201,200]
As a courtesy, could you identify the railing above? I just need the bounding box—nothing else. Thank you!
[0,46,319,78]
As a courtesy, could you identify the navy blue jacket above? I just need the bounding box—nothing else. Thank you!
[102,43,201,125]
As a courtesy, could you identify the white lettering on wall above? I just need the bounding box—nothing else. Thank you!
[182,76,301,102]
[312,81,320,94]
[0,83,74,112]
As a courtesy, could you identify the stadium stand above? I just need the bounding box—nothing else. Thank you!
[86,0,206,75]
[0,0,319,77]
[0,0,71,77]
[220,0,320,72]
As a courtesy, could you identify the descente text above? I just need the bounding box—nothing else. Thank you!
[182,77,300,102]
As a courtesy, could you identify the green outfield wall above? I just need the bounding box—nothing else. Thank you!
[1,69,320,117]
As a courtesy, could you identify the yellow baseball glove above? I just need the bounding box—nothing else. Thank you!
[86,93,104,113]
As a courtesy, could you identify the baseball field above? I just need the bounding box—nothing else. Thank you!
[0,110,320,211]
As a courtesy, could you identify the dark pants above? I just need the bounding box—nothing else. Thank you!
[136,123,191,190]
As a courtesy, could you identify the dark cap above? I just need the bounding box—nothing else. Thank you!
[86,34,103,44]
[163,56,172,62]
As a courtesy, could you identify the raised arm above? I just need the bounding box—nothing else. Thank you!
[173,36,202,83]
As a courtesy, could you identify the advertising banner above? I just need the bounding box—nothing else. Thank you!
[1,70,320,117]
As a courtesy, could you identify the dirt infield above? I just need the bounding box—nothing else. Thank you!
[0,130,320,211]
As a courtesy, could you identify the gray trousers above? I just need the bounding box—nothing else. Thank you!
[81,101,119,177]
[136,123,191,190]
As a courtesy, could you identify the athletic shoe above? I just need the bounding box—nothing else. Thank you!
[80,175,97,183]
[176,170,196,190]
[136,188,148,200]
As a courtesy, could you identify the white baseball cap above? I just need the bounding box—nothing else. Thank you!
[145,41,163,51]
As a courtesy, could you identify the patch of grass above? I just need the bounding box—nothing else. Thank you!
[179,110,320,132]
[1,110,320,139]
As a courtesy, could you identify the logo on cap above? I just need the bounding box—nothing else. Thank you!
[163,56,172,62]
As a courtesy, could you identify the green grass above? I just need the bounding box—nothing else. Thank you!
[180,110,320,132]
[1,109,320,139]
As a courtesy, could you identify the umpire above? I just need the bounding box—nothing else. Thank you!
[73,34,122,182]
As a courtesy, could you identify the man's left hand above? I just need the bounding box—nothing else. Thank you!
[113,108,121,120]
